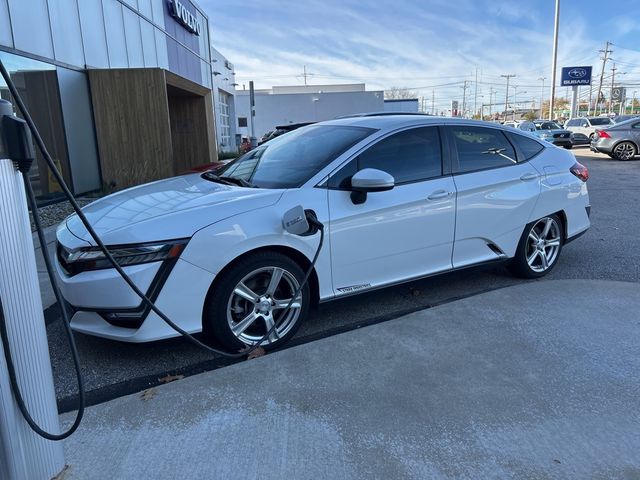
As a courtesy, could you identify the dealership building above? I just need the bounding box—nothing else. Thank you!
[0,0,216,204]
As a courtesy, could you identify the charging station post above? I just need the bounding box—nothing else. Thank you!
[0,100,65,479]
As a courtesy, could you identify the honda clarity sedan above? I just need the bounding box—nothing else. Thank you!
[55,115,591,350]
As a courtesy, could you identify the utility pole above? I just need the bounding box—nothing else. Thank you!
[489,87,495,118]
[501,74,515,120]
[303,65,308,85]
[431,88,435,115]
[595,41,612,115]
[461,80,469,118]
[473,67,478,119]
[549,0,560,120]
[609,63,617,114]
[249,80,257,148]
[538,77,546,118]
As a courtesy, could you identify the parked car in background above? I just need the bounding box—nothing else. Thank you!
[54,115,590,350]
[565,117,614,141]
[532,120,573,149]
[612,114,640,124]
[258,122,315,145]
[503,121,537,133]
[591,117,640,160]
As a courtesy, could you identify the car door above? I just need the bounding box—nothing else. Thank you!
[326,126,456,295]
[446,125,542,268]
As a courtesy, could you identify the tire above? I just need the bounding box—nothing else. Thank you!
[589,133,595,141]
[563,144,573,149]
[612,141,637,161]
[509,215,563,279]
[203,252,310,351]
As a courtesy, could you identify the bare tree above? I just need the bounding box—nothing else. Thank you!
[384,86,419,100]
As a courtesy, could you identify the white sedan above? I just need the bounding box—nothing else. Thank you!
[55,115,591,350]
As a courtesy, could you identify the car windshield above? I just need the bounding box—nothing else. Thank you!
[215,125,375,188]
[536,122,561,130]
[590,118,612,125]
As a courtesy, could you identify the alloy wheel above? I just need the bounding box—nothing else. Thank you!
[613,142,636,161]
[525,217,561,273]
[226,266,302,345]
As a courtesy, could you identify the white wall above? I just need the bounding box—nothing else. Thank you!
[211,46,237,152]
[235,90,384,139]
[0,0,210,82]
[384,99,420,113]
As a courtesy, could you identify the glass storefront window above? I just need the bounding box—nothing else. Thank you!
[0,51,100,204]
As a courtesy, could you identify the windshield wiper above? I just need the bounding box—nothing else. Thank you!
[201,172,255,188]
[219,175,255,188]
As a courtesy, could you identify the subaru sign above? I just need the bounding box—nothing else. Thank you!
[561,66,592,86]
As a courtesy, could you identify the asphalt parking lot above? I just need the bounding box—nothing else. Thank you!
[47,147,640,410]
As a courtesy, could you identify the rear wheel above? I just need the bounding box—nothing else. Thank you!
[509,215,563,279]
[203,252,310,351]
[612,142,637,161]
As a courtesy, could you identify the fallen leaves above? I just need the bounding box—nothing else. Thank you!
[247,347,266,360]
[140,388,157,401]
[158,374,184,384]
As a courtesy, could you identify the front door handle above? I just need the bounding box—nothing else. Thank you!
[520,172,539,182]
[427,190,452,200]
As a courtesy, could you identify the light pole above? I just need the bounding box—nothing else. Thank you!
[501,74,516,120]
[538,77,546,119]
[549,0,560,120]
[633,91,637,114]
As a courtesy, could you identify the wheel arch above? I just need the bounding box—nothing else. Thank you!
[201,245,321,328]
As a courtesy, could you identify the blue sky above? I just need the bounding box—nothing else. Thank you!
[199,0,640,112]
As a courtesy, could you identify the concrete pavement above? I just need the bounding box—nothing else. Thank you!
[60,279,640,479]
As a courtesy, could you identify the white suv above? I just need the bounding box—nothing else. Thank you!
[565,117,614,140]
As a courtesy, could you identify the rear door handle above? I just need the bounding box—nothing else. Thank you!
[427,190,452,200]
[520,173,539,182]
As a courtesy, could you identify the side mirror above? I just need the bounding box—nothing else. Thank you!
[350,168,394,205]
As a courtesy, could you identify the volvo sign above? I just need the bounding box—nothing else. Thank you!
[561,66,592,86]
[167,0,202,36]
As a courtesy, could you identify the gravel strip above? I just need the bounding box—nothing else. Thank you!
[30,198,95,231]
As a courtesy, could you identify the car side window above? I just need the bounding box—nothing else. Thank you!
[450,126,517,173]
[328,127,443,188]
[633,122,640,129]
[507,133,544,160]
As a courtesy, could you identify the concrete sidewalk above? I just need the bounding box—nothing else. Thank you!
[60,279,640,479]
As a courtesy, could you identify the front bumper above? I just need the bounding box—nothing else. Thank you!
[55,241,216,341]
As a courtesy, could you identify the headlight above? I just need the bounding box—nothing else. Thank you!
[57,239,189,275]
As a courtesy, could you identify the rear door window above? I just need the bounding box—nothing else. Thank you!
[507,133,544,160]
[449,126,517,173]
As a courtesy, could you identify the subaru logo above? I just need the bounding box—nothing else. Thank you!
[568,68,587,79]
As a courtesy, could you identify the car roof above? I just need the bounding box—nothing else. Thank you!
[318,114,508,130]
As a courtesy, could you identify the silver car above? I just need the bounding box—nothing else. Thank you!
[591,117,640,160]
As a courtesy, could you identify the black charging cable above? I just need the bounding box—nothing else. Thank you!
[0,58,324,440]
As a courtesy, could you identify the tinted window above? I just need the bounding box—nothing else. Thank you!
[327,127,442,188]
[218,125,374,188]
[451,126,517,173]
[590,118,612,126]
[508,133,544,160]
[358,127,442,184]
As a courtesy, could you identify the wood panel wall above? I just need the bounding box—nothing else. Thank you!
[88,68,174,190]
[89,68,217,191]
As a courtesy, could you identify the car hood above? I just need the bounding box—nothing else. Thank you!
[64,174,284,245]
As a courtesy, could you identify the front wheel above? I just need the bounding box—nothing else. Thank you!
[509,215,563,279]
[203,252,310,351]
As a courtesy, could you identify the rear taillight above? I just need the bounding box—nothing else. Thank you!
[570,162,589,182]
[597,130,611,139]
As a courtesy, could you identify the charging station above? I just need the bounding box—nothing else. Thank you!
[0,99,65,479]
